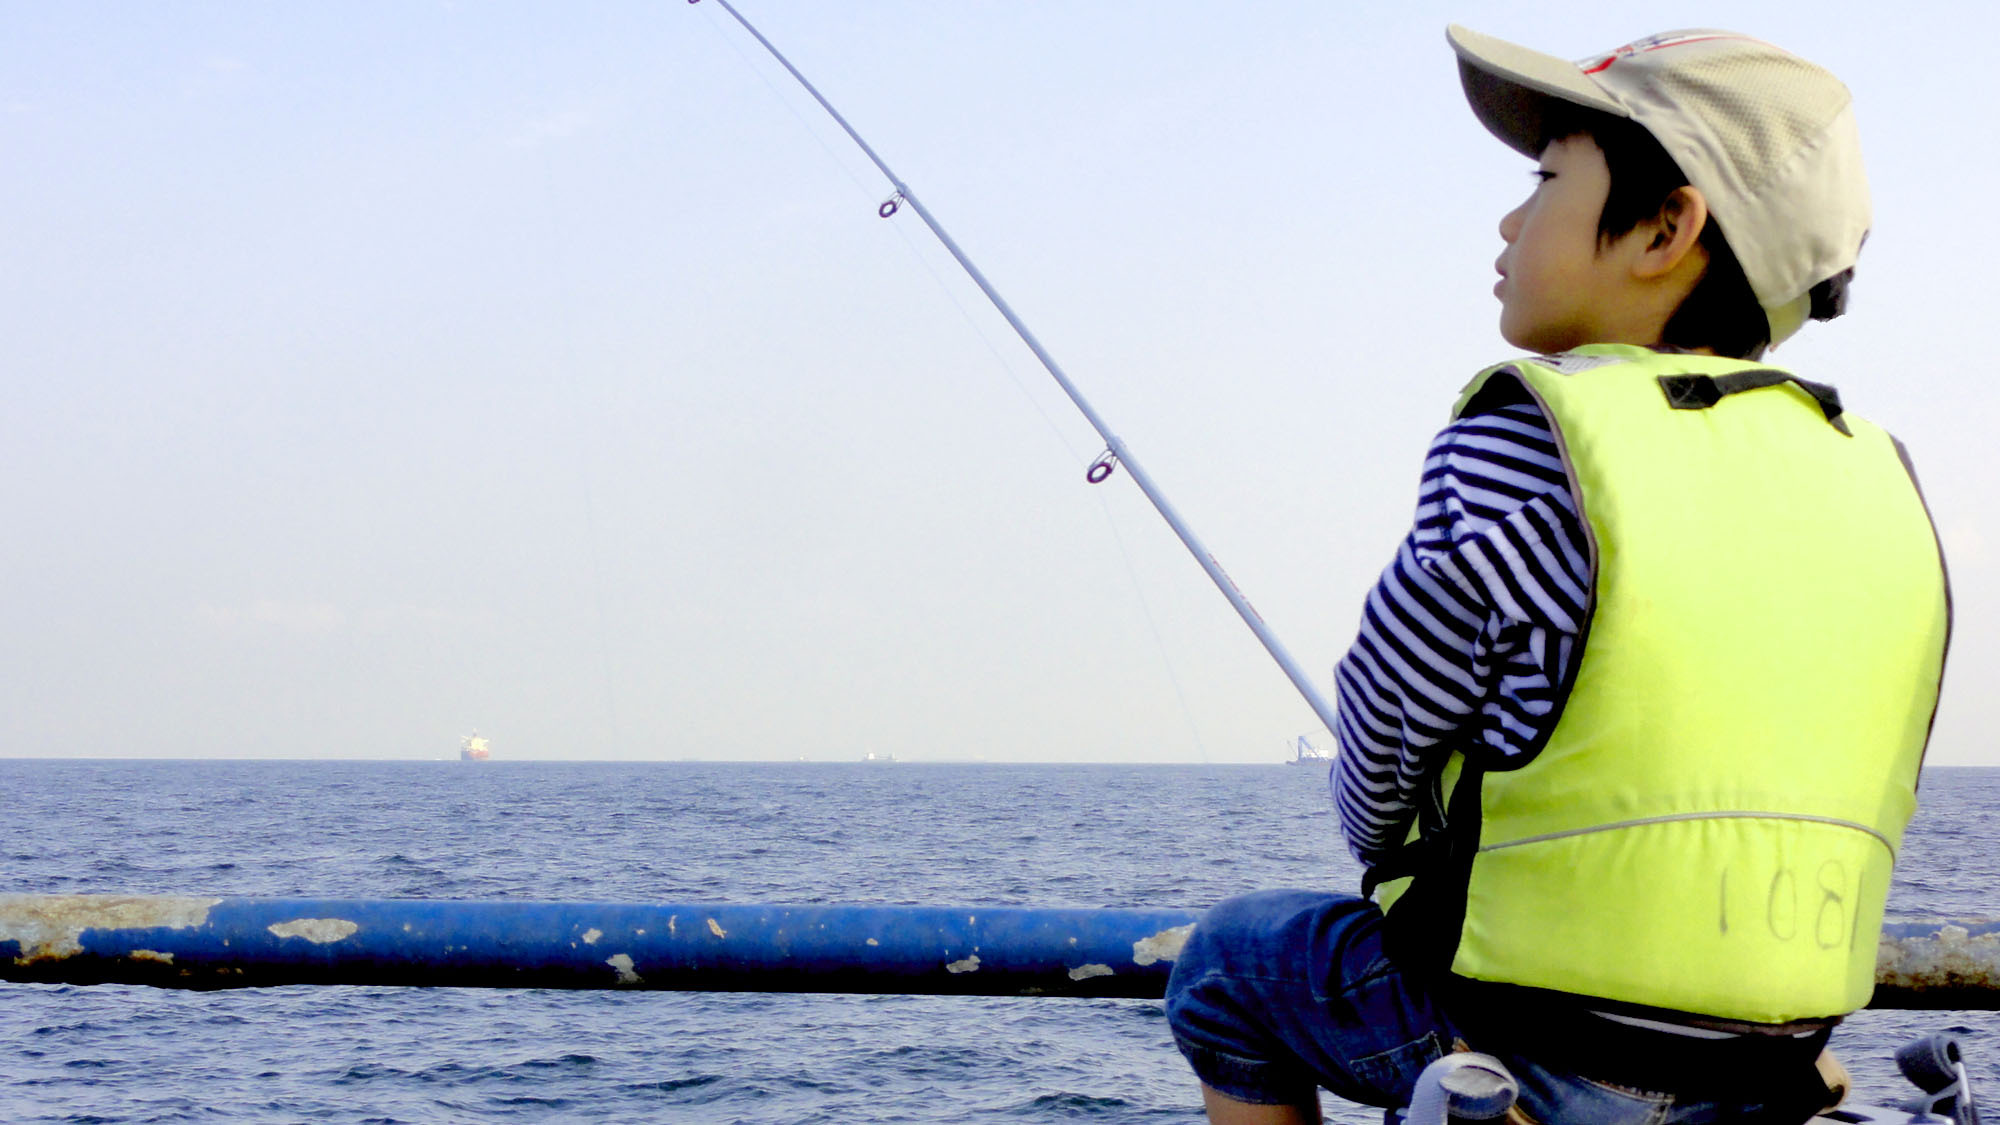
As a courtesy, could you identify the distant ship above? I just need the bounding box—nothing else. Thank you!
[861,752,896,764]
[460,732,491,762]
[1285,733,1329,765]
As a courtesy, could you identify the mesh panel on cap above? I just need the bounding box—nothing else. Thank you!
[1655,52,1849,195]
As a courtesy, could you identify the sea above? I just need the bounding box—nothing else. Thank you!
[2,759,1995,1124]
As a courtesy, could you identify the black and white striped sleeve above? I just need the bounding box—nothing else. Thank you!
[1331,401,1590,867]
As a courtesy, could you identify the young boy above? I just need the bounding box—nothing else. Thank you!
[1164,26,1950,1125]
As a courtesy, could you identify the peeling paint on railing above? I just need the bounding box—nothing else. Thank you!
[1875,918,2000,1009]
[1,896,1988,1009]
[0,896,1202,997]
[267,918,360,944]
[0,894,221,963]
[1132,923,1194,967]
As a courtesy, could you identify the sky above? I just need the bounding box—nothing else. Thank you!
[2,1,1992,764]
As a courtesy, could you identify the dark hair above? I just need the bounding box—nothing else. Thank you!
[1538,104,1854,359]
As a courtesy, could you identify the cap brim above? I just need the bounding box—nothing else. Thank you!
[1447,24,1628,157]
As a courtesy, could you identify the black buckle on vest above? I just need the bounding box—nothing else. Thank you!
[1657,371,1851,436]
[1361,842,1437,900]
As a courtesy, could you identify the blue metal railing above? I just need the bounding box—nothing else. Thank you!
[1,895,1992,1008]
[0,895,1194,997]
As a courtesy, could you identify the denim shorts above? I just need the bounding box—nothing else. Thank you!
[1163,889,1832,1124]
[1164,889,1458,1109]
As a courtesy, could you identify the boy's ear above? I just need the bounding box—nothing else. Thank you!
[1631,186,1710,280]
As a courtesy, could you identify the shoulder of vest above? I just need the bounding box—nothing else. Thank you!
[1454,347,1795,420]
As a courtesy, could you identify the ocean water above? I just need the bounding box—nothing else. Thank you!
[1,759,1994,1123]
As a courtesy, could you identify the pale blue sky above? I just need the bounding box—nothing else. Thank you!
[3,1,1991,763]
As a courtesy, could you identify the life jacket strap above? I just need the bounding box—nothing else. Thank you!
[1656,370,1851,435]
[1361,840,1438,899]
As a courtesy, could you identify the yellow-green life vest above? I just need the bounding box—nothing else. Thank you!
[1371,344,1949,1025]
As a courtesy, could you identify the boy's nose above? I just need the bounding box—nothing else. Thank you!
[1498,203,1524,243]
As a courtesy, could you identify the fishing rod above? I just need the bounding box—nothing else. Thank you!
[693,0,1344,741]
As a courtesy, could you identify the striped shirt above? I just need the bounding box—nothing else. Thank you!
[1332,398,1592,866]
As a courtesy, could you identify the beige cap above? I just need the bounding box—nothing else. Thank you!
[1447,25,1870,346]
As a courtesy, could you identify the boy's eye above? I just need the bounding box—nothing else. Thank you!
[1531,170,1556,183]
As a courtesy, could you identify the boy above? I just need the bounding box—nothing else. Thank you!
[1164,26,1950,1125]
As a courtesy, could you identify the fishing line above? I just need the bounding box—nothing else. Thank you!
[691,1,1091,470]
[691,7,883,210]
[1085,485,1222,766]
[693,0,1343,741]
[693,0,1211,764]
[510,45,625,756]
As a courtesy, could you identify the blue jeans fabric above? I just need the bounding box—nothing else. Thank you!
[1164,889,1457,1111]
[1163,889,1828,1124]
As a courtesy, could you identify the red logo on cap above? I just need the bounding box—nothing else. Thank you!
[1580,32,1760,74]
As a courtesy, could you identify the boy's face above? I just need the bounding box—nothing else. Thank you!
[1493,133,1628,353]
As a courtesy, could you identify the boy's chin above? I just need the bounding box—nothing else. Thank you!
[1501,322,1585,355]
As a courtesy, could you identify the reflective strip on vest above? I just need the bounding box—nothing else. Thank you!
[1387,344,1949,1024]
